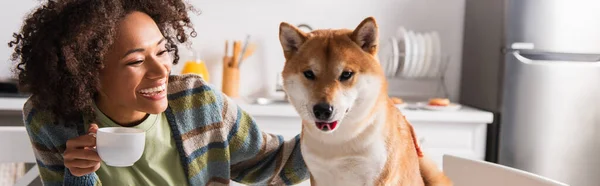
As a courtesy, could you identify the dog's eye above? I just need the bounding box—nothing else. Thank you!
[303,70,316,80]
[339,71,354,81]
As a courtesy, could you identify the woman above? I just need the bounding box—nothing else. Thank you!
[8,0,308,185]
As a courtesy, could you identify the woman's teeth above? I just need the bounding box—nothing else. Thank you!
[139,84,166,94]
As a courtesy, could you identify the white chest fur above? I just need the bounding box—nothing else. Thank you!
[301,131,388,186]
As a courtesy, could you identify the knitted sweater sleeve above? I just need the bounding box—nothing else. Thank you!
[22,100,100,186]
[218,93,309,185]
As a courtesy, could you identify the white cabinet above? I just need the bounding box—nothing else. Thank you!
[412,121,488,167]
[232,103,493,186]
[0,98,493,186]
[237,103,494,169]
[251,117,488,169]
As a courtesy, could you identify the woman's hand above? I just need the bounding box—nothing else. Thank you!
[63,124,101,177]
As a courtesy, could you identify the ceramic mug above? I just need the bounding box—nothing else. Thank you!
[96,127,145,167]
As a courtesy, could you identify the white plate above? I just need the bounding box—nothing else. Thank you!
[409,33,420,77]
[400,28,412,77]
[390,36,400,76]
[415,33,428,78]
[430,32,442,77]
[422,33,434,77]
[382,37,398,77]
[424,103,461,111]
[395,27,408,77]
[413,33,427,77]
[404,31,417,77]
[416,102,462,111]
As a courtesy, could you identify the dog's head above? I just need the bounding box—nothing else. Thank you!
[279,17,386,136]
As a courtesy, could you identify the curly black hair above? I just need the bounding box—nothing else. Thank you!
[8,0,197,123]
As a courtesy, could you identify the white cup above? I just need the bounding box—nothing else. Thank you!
[96,127,145,167]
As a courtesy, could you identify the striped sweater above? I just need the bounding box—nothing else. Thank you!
[23,74,309,185]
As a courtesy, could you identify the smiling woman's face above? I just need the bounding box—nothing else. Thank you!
[96,11,172,125]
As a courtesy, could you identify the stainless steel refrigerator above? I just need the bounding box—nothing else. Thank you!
[460,0,600,185]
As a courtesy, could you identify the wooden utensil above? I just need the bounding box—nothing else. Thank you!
[239,43,256,67]
[224,40,231,66]
[231,41,241,67]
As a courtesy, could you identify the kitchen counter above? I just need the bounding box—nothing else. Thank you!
[1,97,494,123]
[0,97,494,169]
[234,100,494,167]
[237,102,493,124]
[2,97,494,124]
[0,97,27,112]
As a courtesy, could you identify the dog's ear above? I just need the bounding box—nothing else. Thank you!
[279,22,307,59]
[352,17,379,55]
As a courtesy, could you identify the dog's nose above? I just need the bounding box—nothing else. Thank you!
[313,103,333,120]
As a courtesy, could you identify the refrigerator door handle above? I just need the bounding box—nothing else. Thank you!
[512,51,600,65]
[511,42,535,50]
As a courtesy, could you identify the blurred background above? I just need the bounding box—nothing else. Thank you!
[1,0,599,185]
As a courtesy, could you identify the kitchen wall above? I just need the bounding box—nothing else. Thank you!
[0,0,466,101]
[0,0,39,80]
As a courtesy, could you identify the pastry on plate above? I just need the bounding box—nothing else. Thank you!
[428,98,450,106]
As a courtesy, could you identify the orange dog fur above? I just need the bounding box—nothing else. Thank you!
[278,17,453,186]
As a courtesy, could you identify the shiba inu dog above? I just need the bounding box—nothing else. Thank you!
[278,17,453,186]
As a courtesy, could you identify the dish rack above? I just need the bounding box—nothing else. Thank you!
[378,26,451,100]
[384,53,451,100]
[379,30,451,100]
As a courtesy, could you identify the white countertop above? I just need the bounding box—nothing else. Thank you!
[0,97,27,111]
[237,103,493,123]
[0,97,494,123]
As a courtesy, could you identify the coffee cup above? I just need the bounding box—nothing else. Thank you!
[96,127,145,167]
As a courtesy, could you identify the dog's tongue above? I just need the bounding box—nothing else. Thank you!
[316,121,338,131]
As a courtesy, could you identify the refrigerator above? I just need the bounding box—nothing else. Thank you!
[459,0,600,185]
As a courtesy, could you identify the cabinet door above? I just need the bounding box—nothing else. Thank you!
[411,121,488,166]
[251,115,489,167]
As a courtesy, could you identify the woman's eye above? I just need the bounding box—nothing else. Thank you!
[127,60,143,65]
[157,50,168,56]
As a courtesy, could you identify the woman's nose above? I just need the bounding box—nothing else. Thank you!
[145,57,170,79]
